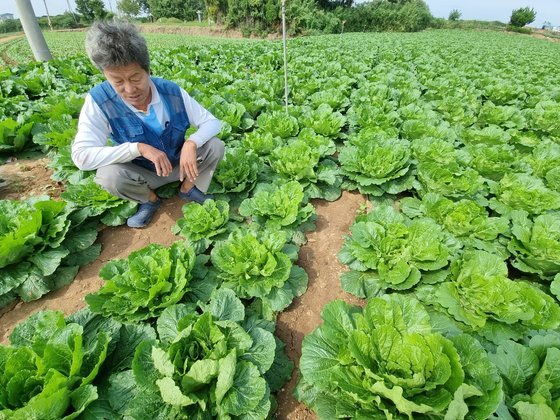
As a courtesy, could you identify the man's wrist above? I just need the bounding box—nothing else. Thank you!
[185,139,197,148]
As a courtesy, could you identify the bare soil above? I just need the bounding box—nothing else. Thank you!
[275,191,366,419]
[0,34,23,44]
[531,33,560,43]
[138,24,282,40]
[0,34,23,66]
[139,24,246,39]
[0,157,366,418]
[0,156,65,200]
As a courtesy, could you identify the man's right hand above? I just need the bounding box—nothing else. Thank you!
[137,143,172,177]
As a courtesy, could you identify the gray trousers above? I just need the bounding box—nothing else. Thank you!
[95,137,225,203]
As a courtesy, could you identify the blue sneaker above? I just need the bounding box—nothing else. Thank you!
[127,199,161,228]
[179,186,214,204]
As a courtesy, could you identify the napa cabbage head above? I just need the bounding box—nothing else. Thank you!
[238,181,314,231]
[413,137,484,199]
[0,311,112,419]
[299,103,346,138]
[338,205,451,297]
[489,332,560,418]
[416,250,560,344]
[85,241,196,322]
[172,200,230,250]
[240,130,282,156]
[490,172,560,216]
[128,295,275,419]
[508,210,560,280]
[60,178,137,226]
[268,140,342,201]
[210,228,292,299]
[0,199,44,268]
[256,110,299,138]
[339,129,413,196]
[296,295,502,419]
[210,148,261,194]
[400,193,509,256]
[210,227,308,315]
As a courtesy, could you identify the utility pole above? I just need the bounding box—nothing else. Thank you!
[42,0,54,31]
[15,0,52,61]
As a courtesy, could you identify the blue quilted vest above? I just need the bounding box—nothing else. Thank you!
[89,77,190,172]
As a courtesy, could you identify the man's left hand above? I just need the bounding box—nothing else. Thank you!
[180,140,199,182]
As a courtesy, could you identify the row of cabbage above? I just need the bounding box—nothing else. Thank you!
[0,35,319,417]
[282,33,560,419]
[2,30,560,418]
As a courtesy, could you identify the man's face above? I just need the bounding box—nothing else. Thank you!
[103,62,151,110]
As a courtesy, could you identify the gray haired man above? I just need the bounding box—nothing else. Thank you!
[72,21,224,227]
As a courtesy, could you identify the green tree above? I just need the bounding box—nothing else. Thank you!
[137,0,150,14]
[509,6,536,27]
[118,0,141,17]
[448,9,461,21]
[148,0,205,21]
[316,0,352,9]
[75,0,107,22]
[205,0,227,23]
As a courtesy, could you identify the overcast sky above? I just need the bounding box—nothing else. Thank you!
[2,1,559,26]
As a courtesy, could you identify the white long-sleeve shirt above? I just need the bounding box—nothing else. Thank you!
[71,79,222,171]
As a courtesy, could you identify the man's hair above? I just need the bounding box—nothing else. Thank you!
[85,21,150,73]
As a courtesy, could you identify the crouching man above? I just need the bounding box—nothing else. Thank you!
[72,21,224,228]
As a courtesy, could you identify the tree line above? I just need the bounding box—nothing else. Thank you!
[0,1,539,36]
[79,0,436,35]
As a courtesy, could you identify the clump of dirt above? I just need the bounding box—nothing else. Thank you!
[0,157,65,200]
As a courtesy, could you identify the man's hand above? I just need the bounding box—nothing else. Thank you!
[137,143,172,177]
[180,140,199,182]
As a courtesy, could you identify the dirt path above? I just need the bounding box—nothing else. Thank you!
[139,24,246,38]
[275,191,366,419]
[0,34,22,66]
[0,34,23,44]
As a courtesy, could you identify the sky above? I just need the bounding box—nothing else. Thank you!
[2,0,117,18]
[2,0,559,26]
[424,0,560,26]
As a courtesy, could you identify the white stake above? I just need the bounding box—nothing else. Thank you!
[281,0,289,114]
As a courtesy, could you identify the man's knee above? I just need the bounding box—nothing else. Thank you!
[95,165,122,191]
[94,164,144,198]
[207,137,225,163]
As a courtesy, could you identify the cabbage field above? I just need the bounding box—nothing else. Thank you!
[1,29,560,418]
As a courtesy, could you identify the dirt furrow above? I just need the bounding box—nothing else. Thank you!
[275,190,366,419]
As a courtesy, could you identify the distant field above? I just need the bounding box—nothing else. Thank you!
[0,28,252,66]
